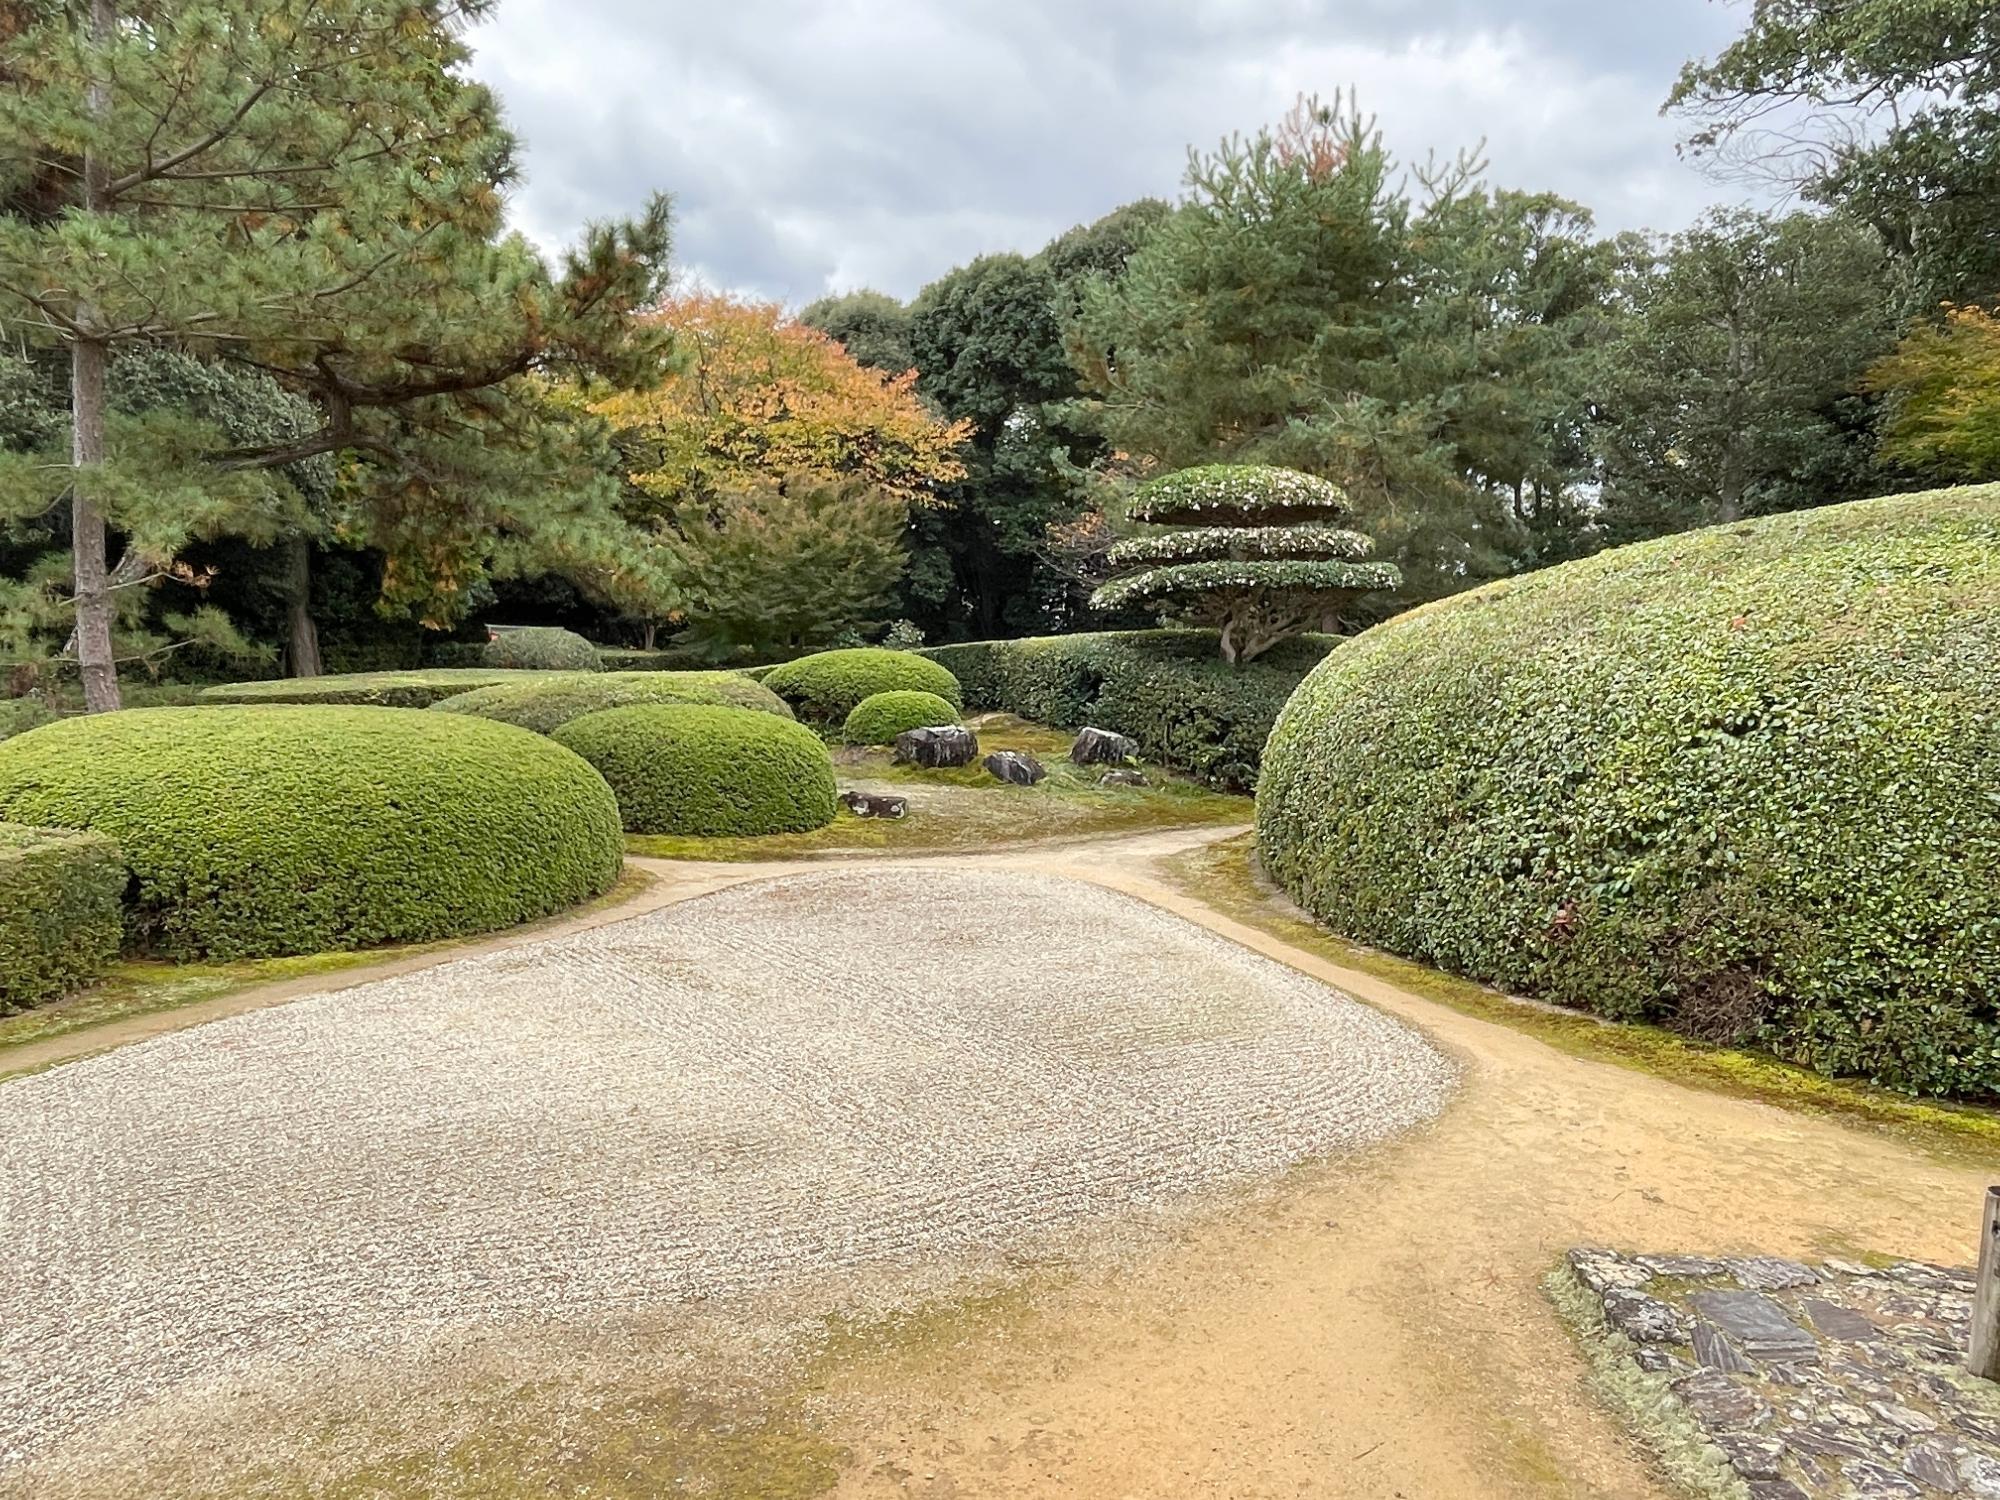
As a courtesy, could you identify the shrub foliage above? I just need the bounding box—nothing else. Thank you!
[553,704,837,836]
[201,669,557,708]
[0,708,623,959]
[843,689,961,745]
[760,647,962,726]
[921,629,1336,791]
[1257,488,2000,1097]
[0,822,124,1012]
[430,671,791,735]
[481,627,604,672]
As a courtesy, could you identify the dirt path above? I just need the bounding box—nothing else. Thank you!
[4,825,1993,1499]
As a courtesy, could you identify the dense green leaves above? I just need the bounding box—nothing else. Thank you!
[1258,489,2000,1097]
[0,822,123,1011]
[430,671,789,734]
[841,690,961,746]
[761,647,962,727]
[481,627,602,672]
[0,707,623,958]
[553,704,836,836]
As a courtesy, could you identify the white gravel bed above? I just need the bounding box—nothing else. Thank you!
[0,867,1454,1462]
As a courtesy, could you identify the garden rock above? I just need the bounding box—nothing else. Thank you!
[1071,726,1139,765]
[839,791,907,820]
[894,725,978,768]
[984,751,1047,786]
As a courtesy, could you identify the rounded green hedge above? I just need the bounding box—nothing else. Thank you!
[1257,487,2000,1098]
[430,671,792,735]
[760,648,961,726]
[0,707,623,960]
[552,704,837,837]
[842,689,962,745]
[482,626,602,672]
[201,669,552,708]
[0,822,123,1012]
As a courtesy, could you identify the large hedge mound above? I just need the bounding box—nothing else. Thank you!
[0,822,123,1012]
[0,708,623,960]
[201,669,555,708]
[553,705,837,837]
[760,648,961,726]
[430,671,791,735]
[1257,487,2000,1098]
[921,630,1338,791]
[482,626,602,672]
[842,690,961,745]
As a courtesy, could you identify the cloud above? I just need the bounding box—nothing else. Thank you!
[468,0,1763,304]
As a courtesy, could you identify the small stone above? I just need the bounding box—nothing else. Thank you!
[1633,1345,1678,1373]
[1786,1425,1877,1461]
[1747,1481,1811,1500]
[1731,1257,1821,1291]
[1714,1432,1786,1479]
[982,750,1047,786]
[1694,1320,1756,1373]
[838,791,907,820]
[1952,1413,2000,1446]
[1871,1401,1940,1435]
[1098,768,1149,788]
[1568,1248,1652,1295]
[894,725,979,768]
[1603,1287,1690,1345]
[1069,726,1139,765]
[1904,1438,1964,1492]
[1842,1458,1925,1497]
[1678,1369,1773,1430]
[1827,1260,1886,1278]
[1637,1254,1731,1278]
[1688,1290,1820,1363]
[1959,1451,2000,1500]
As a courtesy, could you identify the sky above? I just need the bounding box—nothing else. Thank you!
[469,0,1764,307]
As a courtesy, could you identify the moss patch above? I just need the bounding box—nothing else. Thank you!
[1162,835,2000,1165]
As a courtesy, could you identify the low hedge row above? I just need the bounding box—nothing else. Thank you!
[0,707,623,960]
[761,648,962,726]
[200,669,558,709]
[920,630,1339,791]
[553,704,837,836]
[842,690,961,745]
[429,672,791,735]
[0,822,124,1012]
[1257,487,2000,1098]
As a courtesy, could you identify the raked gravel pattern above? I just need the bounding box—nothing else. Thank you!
[0,867,1454,1462]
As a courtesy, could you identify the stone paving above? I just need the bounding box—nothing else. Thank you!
[1568,1248,2000,1499]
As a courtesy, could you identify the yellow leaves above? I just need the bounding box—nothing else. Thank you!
[590,292,968,510]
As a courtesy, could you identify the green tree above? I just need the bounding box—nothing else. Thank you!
[797,289,915,375]
[1867,304,2000,482]
[0,0,670,708]
[657,475,908,660]
[1670,0,2000,306]
[1591,210,1898,540]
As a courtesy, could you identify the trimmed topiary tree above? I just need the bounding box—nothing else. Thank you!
[1257,486,2000,1098]
[1091,464,1400,664]
[842,689,962,746]
[0,823,124,1012]
[430,671,792,735]
[0,708,623,960]
[552,704,838,836]
[481,627,602,672]
[761,648,962,726]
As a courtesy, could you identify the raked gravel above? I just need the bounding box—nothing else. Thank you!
[0,867,1454,1462]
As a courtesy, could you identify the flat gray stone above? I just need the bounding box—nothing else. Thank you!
[1843,1458,1925,1497]
[1569,1248,1653,1295]
[1689,1290,1820,1363]
[1961,1451,2000,1499]
[1714,1432,1786,1479]
[1637,1254,1731,1278]
[1678,1369,1772,1430]
[1604,1287,1689,1344]
[1694,1319,1756,1373]
[1069,726,1139,765]
[982,750,1047,786]
[1732,1256,1821,1291]
[1806,1297,1884,1342]
[1904,1438,1964,1492]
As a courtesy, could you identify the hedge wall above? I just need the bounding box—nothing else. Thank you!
[430,671,791,735]
[0,707,623,960]
[552,704,837,836]
[200,669,559,709]
[1257,487,2000,1098]
[761,648,962,726]
[920,630,1339,791]
[0,823,124,1012]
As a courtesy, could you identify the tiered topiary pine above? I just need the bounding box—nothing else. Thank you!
[1091,464,1400,664]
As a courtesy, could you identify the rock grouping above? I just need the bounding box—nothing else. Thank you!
[892,725,977,768]
[1567,1248,2000,1499]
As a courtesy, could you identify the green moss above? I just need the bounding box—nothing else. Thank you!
[0,707,623,960]
[555,704,838,837]
[761,648,962,726]
[1163,834,2000,1164]
[1258,487,2000,1098]
[430,670,790,735]
[840,689,960,745]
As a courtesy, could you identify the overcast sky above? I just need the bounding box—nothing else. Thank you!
[469,0,1762,306]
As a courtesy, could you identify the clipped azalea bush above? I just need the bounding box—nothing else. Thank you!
[1257,487,2000,1097]
[482,626,602,672]
[430,671,791,735]
[0,707,623,960]
[760,648,961,727]
[842,689,961,745]
[921,630,1338,790]
[552,704,837,836]
[0,823,124,1011]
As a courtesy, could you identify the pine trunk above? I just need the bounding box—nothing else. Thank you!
[286,536,323,678]
[71,0,121,714]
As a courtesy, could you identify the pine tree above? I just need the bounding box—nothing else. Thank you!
[0,0,671,707]
[1090,464,1398,664]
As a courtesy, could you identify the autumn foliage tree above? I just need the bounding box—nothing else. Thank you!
[1867,305,2000,482]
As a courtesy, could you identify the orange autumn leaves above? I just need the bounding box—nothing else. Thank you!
[592,293,969,512]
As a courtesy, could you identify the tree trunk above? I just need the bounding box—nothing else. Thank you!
[285,535,322,678]
[71,0,120,713]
